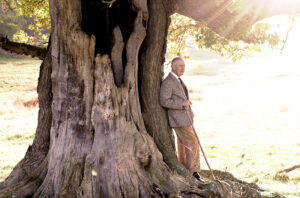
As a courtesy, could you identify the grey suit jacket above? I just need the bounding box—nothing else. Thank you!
[160,73,194,127]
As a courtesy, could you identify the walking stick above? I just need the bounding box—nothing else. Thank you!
[185,107,216,180]
[186,106,233,198]
[192,124,216,180]
[186,106,234,198]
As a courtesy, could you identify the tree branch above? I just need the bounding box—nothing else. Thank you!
[276,165,300,175]
[0,35,47,59]
[281,16,296,53]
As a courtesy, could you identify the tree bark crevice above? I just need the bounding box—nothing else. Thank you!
[124,9,147,132]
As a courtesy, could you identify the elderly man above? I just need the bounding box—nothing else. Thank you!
[160,57,202,181]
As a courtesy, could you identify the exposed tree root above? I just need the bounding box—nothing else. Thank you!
[200,170,263,191]
[0,157,48,198]
[181,186,215,197]
[0,145,48,191]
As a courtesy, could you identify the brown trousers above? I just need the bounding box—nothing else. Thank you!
[173,126,200,173]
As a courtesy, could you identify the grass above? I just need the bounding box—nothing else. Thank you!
[0,54,300,197]
[0,57,41,181]
[0,57,41,95]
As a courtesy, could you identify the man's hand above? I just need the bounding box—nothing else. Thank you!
[182,100,192,107]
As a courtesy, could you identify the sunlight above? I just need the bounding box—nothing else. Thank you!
[224,8,249,36]
[207,0,234,24]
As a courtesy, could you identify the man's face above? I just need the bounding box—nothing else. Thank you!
[171,59,185,77]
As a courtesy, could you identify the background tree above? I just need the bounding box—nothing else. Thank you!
[0,0,50,47]
[0,0,300,197]
[167,13,282,62]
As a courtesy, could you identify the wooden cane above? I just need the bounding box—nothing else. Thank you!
[185,106,216,180]
[186,105,234,197]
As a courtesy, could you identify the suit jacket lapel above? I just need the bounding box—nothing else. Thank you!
[168,73,187,100]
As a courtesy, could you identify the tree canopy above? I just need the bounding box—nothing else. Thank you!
[168,13,282,62]
[0,0,50,46]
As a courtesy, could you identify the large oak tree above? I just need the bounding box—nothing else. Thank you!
[1,0,300,197]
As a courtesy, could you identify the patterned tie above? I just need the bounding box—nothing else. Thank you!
[178,78,189,99]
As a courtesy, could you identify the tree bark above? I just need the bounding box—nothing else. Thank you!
[29,0,205,197]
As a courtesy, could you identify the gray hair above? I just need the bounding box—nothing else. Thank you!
[171,57,183,66]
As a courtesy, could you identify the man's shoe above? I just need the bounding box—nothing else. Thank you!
[193,172,205,183]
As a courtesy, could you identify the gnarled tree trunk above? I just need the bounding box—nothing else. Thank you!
[1,0,297,197]
[31,0,201,197]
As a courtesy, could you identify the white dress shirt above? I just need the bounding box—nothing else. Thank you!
[170,71,181,83]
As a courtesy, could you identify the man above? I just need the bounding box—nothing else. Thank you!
[160,57,202,181]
